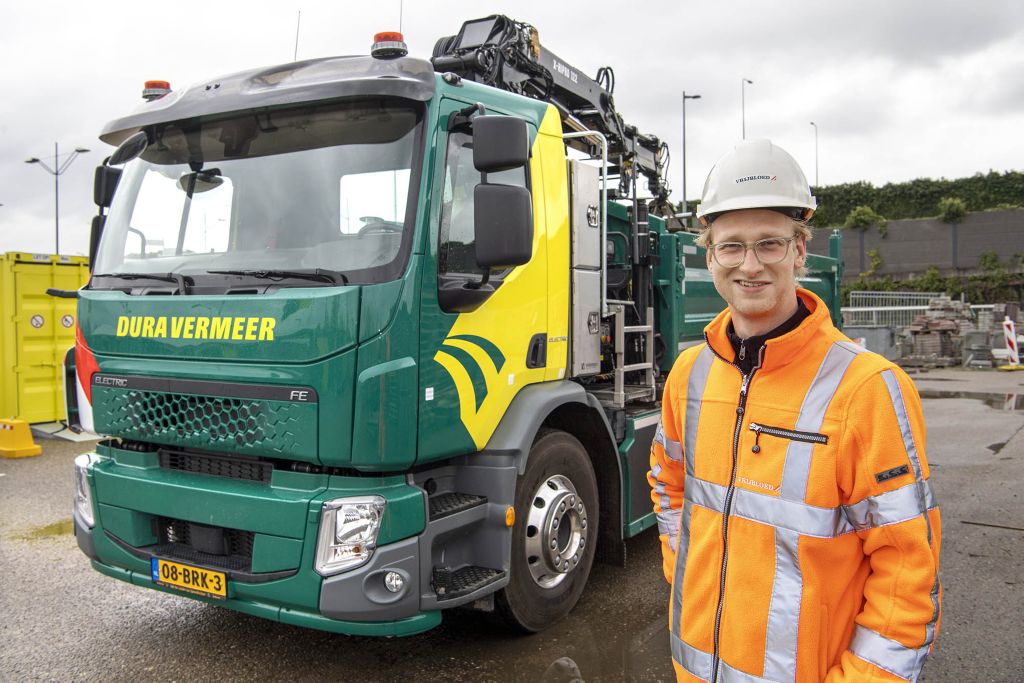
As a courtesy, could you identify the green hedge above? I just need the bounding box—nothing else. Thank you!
[810,171,1024,227]
[842,255,1024,306]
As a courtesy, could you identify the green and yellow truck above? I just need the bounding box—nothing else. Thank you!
[66,16,842,636]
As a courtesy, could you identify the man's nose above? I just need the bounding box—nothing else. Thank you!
[738,245,764,274]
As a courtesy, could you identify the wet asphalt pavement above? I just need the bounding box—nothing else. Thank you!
[2,367,1022,682]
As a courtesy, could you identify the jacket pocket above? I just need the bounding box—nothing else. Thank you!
[748,422,828,454]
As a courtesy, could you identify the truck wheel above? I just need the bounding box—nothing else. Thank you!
[494,429,599,632]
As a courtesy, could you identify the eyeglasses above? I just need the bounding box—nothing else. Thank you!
[708,236,797,268]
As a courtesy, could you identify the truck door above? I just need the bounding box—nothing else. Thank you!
[417,100,548,462]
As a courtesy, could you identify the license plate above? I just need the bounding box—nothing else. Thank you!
[151,558,227,599]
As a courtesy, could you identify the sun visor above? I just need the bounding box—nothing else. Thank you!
[100,56,436,146]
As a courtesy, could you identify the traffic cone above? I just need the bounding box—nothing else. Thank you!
[0,419,42,458]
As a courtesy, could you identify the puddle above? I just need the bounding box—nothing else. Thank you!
[426,597,671,682]
[14,518,73,541]
[918,390,1024,411]
[358,530,677,681]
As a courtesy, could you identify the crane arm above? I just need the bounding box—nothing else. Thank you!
[430,15,672,210]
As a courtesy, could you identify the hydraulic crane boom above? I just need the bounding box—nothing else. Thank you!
[430,14,673,216]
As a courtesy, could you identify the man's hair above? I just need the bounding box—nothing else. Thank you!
[696,219,813,277]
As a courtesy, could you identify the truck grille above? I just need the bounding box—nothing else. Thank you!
[160,449,272,483]
[95,388,313,459]
[120,392,266,444]
[154,517,255,572]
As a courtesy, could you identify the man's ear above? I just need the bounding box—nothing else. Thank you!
[794,235,807,266]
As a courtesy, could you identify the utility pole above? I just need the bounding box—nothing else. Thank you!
[741,78,753,139]
[25,143,90,255]
[681,91,702,214]
[809,121,819,186]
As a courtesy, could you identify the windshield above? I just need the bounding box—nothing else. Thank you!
[93,98,422,289]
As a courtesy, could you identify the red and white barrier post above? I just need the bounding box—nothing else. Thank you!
[1003,316,1019,366]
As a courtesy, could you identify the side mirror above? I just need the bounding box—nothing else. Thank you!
[436,183,533,314]
[89,215,105,267]
[94,165,122,208]
[474,183,532,267]
[473,116,529,172]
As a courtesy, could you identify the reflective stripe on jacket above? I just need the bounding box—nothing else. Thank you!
[648,289,941,682]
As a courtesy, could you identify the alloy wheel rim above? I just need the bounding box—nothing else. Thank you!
[523,474,588,588]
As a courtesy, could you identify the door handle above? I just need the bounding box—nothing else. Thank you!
[526,334,547,369]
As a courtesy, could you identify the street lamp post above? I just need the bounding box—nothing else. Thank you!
[741,78,753,139]
[681,91,702,214]
[25,142,90,255]
[809,121,819,187]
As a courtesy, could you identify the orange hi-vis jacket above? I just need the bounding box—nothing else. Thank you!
[649,289,941,682]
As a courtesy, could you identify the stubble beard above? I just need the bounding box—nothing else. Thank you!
[714,276,797,334]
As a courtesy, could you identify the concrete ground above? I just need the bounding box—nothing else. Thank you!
[905,367,1024,682]
[1,367,1021,682]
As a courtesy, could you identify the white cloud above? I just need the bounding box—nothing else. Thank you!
[1,0,1022,254]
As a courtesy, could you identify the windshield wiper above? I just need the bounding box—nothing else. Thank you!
[207,269,349,285]
[94,272,192,294]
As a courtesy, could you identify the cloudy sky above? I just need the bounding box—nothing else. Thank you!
[2,0,1021,255]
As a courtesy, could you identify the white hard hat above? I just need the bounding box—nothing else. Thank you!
[697,139,816,225]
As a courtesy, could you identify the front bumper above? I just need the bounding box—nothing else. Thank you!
[75,444,438,637]
[75,502,440,637]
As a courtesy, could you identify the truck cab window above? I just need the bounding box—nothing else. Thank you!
[125,169,232,258]
[438,131,528,279]
[92,99,423,288]
[339,169,410,235]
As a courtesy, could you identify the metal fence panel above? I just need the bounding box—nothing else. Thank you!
[847,291,942,308]
[841,291,991,329]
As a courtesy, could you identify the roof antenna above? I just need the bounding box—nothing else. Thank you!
[293,10,302,61]
[399,0,403,33]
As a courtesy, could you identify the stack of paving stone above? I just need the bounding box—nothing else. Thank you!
[899,296,976,367]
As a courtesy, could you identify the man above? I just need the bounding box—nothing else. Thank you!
[649,139,941,682]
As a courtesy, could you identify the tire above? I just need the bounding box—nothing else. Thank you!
[494,428,599,632]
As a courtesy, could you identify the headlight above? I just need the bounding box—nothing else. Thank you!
[315,496,385,576]
[73,454,96,528]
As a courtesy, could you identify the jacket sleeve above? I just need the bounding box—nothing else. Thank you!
[827,367,942,682]
[648,374,687,584]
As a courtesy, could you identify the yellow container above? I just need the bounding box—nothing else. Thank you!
[0,252,90,423]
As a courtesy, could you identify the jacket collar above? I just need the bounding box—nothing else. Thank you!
[705,288,832,371]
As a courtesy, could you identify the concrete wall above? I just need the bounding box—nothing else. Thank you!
[807,209,1024,280]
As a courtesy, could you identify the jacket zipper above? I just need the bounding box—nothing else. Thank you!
[706,339,760,683]
[748,422,828,454]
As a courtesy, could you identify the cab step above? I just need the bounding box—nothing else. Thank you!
[429,492,487,521]
[432,565,506,601]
